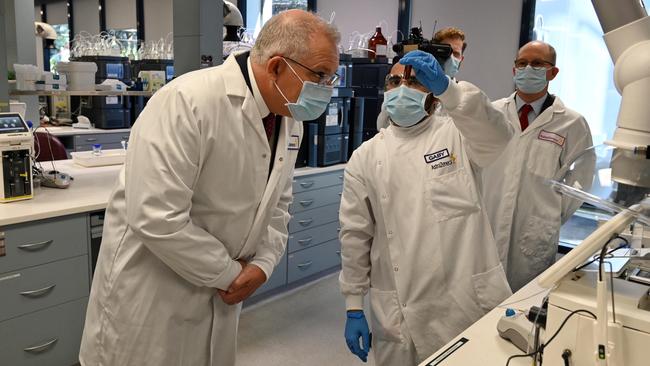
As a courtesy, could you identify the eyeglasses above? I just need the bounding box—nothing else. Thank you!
[514,59,555,70]
[384,74,424,90]
[283,57,340,86]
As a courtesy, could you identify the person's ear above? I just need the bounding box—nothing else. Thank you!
[512,66,516,76]
[266,56,284,81]
[548,66,559,81]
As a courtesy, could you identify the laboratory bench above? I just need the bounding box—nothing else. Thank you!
[0,160,345,366]
[38,126,132,154]
[418,280,548,366]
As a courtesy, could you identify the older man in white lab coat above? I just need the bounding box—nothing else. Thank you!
[482,41,594,292]
[79,10,340,366]
[340,50,514,366]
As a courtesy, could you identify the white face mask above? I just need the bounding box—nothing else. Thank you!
[513,66,548,94]
[274,59,333,121]
[443,55,462,78]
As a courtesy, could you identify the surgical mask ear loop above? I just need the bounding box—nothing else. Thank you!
[273,58,305,104]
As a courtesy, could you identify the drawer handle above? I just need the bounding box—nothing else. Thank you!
[23,338,58,353]
[298,219,314,227]
[20,284,56,298]
[17,240,54,251]
[338,192,342,196]
[338,175,343,180]
[297,261,313,270]
[299,199,314,207]
[336,250,341,256]
[85,138,98,142]
[299,181,315,188]
[297,237,313,246]
[337,227,341,232]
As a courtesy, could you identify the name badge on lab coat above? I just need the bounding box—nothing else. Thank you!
[288,135,300,150]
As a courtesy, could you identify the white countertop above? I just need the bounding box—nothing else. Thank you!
[0,160,122,227]
[38,126,131,136]
[0,160,346,227]
[418,280,549,366]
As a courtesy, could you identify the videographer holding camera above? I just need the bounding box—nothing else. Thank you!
[339,46,515,365]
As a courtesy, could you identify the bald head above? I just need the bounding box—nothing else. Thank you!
[518,41,556,65]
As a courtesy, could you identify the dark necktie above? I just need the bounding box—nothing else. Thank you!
[262,113,276,142]
[519,104,533,131]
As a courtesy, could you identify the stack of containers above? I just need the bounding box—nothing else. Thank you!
[35,71,68,91]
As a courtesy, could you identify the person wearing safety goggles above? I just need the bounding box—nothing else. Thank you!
[339,49,514,365]
[79,10,340,366]
[482,41,594,292]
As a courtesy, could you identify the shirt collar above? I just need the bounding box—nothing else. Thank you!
[247,57,270,118]
[515,93,547,115]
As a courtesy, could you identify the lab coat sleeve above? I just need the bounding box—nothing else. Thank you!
[339,151,375,310]
[559,118,594,224]
[437,80,514,168]
[125,87,242,291]
[250,171,294,281]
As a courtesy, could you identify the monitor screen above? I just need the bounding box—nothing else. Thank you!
[0,113,28,134]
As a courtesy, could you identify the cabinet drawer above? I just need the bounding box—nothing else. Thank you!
[288,221,339,254]
[255,252,287,296]
[73,132,129,146]
[0,256,89,322]
[290,185,342,214]
[287,239,341,283]
[289,203,339,234]
[0,215,88,274]
[0,297,87,366]
[292,169,344,194]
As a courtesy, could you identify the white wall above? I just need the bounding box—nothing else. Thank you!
[144,0,173,41]
[106,0,136,30]
[412,0,522,99]
[47,1,69,25]
[73,0,100,35]
[318,0,400,51]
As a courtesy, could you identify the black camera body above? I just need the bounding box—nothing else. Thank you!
[392,27,453,65]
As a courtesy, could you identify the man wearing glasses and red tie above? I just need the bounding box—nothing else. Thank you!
[482,40,595,292]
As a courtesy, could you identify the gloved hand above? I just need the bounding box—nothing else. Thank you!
[400,50,450,96]
[344,310,372,362]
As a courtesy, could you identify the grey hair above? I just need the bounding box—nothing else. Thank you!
[250,11,340,64]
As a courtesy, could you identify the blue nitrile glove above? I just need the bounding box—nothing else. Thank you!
[400,50,450,96]
[344,310,372,362]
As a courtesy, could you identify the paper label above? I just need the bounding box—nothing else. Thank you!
[105,96,119,105]
[376,45,388,56]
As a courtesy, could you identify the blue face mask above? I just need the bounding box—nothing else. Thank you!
[443,55,462,78]
[382,85,430,128]
[275,59,333,121]
[513,66,548,94]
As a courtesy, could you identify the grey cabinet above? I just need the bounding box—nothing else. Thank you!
[0,214,89,366]
[73,132,130,152]
[251,168,344,299]
[0,298,87,366]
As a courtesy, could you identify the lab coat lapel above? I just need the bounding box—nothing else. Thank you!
[504,96,521,132]
[222,54,269,147]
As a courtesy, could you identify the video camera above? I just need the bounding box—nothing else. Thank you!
[392,27,452,65]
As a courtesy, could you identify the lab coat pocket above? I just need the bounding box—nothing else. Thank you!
[425,168,480,222]
[369,288,403,343]
[519,215,559,270]
[472,264,512,313]
[526,140,562,180]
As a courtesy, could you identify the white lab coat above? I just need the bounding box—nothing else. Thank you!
[339,81,514,365]
[79,55,302,366]
[482,93,594,291]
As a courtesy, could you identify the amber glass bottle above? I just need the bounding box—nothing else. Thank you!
[368,27,388,59]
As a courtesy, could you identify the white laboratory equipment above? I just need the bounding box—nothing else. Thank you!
[529,1,650,364]
[0,113,33,202]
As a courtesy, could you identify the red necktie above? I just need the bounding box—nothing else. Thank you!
[519,104,533,131]
[262,113,276,142]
